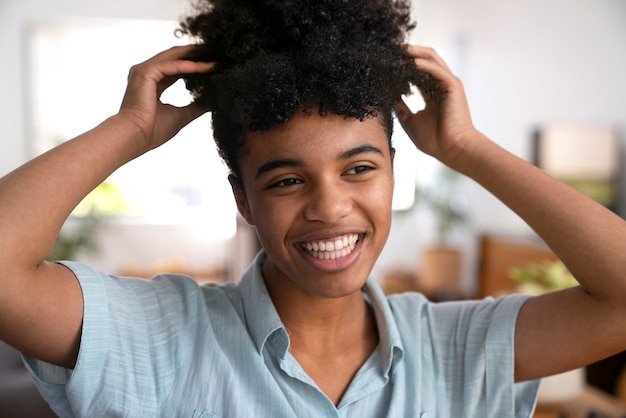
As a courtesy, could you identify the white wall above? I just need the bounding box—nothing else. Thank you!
[375,0,626,290]
[2,0,625,288]
[416,0,626,230]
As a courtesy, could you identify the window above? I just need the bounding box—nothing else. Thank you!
[26,17,237,240]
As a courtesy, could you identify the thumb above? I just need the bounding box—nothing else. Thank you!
[169,102,210,133]
[182,102,210,124]
[394,99,413,127]
[157,102,209,143]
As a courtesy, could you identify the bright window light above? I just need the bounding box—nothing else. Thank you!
[26,17,237,240]
[26,16,421,228]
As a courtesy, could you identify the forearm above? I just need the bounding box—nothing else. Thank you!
[0,115,146,269]
[452,130,626,302]
[399,45,626,378]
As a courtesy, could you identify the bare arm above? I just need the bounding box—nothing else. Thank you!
[0,46,213,368]
[395,45,626,382]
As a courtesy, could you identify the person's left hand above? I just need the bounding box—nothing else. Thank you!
[395,45,478,167]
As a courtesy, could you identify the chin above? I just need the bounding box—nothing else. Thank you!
[299,269,370,299]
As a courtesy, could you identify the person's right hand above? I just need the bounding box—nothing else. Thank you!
[0,45,214,369]
[118,45,214,152]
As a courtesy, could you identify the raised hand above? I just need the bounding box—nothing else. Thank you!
[0,46,214,367]
[118,45,214,153]
[395,46,626,384]
[394,45,478,167]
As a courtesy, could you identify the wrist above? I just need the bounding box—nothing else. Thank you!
[98,114,153,162]
[438,128,492,174]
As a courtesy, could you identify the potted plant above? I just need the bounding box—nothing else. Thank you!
[414,164,469,298]
[509,259,578,295]
[47,181,123,261]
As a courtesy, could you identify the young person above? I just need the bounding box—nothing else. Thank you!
[0,0,625,416]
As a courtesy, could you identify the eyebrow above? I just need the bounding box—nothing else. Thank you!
[254,143,385,179]
[339,144,384,160]
[255,159,301,179]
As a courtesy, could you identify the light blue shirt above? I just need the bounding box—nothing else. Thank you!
[24,251,539,417]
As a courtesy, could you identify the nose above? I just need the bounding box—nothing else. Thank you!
[303,180,352,224]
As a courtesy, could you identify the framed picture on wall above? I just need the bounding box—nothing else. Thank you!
[532,124,622,213]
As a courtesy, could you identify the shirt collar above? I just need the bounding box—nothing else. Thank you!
[363,275,405,376]
[239,251,289,356]
[239,250,404,374]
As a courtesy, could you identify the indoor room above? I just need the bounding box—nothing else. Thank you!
[1,0,625,416]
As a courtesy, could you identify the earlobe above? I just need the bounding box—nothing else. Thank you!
[228,174,255,226]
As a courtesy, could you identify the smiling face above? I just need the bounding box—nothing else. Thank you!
[230,111,394,300]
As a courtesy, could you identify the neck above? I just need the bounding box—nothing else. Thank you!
[262,265,378,355]
[262,262,379,405]
[285,295,374,352]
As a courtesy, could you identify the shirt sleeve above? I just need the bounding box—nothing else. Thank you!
[426,294,540,417]
[389,292,540,417]
[21,261,205,418]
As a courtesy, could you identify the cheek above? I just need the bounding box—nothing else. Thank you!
[250,198,295,244]
[367,176,395,230]
[370,174,394,207]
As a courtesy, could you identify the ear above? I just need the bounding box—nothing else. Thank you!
[228,174,255,226]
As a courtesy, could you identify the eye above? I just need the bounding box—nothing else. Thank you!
[345,165,375,175]
[268,177,303,188]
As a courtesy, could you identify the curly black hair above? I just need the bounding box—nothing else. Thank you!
[179,0,442,178]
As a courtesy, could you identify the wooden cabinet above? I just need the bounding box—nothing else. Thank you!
[477,234,557,298]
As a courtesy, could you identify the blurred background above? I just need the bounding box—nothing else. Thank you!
[1,0,624,291]
[1,0,625,415]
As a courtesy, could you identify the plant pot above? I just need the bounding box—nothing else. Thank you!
[419,247,461,297]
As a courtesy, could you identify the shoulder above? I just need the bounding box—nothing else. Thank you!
[25,262,246,417]
[385,292,532,343]
[386,291,531,320]
[383,292,539,415]
[62,260,232,301]
[58,261,243,336]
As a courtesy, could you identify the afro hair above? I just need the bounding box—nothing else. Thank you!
[179,0,443,177]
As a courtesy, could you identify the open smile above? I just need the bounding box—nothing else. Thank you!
[299,233,360,260]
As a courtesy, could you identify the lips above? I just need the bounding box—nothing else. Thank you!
[299,233,359,260]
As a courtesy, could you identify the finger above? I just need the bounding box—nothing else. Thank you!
[126,60,214,99]
[181,101,210,124]
[404,44,450,70]
[413,57,449,79]
[393,98,414,125]
[153,61,215,95]
[157,101,210,141]
[140,44,205,64]
[127,44,214,89]
[130,60,215,83]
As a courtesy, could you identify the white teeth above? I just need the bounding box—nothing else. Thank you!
[301,234,359,260]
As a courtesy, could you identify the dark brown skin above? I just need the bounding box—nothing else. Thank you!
[0,45,624,409]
